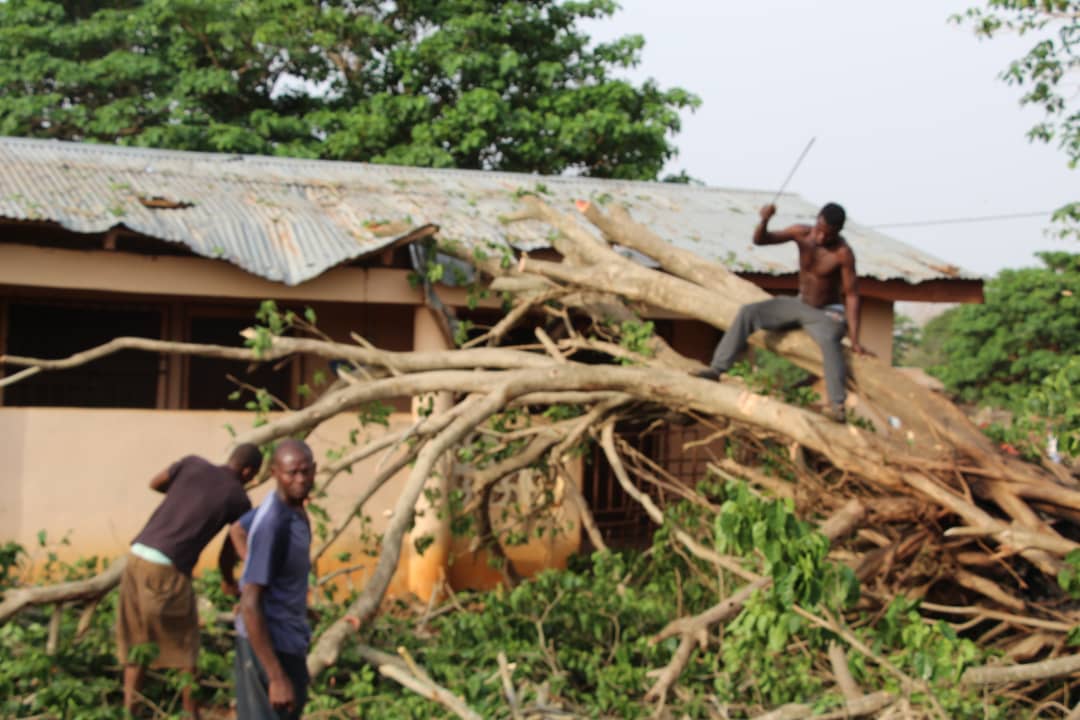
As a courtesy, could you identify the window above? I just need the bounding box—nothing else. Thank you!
[3,301,162,408]
[582,427,662,549]
[186,315,293,410]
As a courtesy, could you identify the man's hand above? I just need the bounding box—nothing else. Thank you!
[759,204,777,223]
[221,580,239,598]
[268,674,295,711]
[850,342,875,357]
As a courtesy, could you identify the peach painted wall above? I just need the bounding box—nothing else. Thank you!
[859,297,894,363]
[0,406,582,596]
[0,408,402,579]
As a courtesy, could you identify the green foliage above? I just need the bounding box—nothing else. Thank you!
[0,541,26,589]
[1020,354,1080,458]
[956,1,1079,236]
[616,319,656,363]
[908,254,1080,460]
[729,349,820,407]
[357,400,392,429]
[0,544,246,719]
[0,490,1019,717]
[715,483,859,611]
[1058,548,1080,599]
[872,599,988,716]
[958,1,1080,167]
[901,308,954,371]
[712,482,860,705]
[0,0,698,180]
[891,313,920,365]
[930,253,1080,408]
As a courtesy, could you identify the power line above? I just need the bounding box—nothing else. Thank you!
[869,210,1056,229]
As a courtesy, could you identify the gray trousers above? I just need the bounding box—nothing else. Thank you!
[235,635,308,720]
[708,296,848,406]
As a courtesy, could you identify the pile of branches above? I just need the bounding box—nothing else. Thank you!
[3,196,1080,717]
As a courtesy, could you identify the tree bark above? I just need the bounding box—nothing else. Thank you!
[0,556,126,625]
[962,653,1080,685]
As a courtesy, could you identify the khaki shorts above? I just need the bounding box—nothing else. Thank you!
[116,553,198,669]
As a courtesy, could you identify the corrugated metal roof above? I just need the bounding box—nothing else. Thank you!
[0,137,977,286]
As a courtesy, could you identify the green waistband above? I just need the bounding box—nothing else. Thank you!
[130,542,173,566]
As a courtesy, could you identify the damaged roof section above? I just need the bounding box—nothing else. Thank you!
[0,137,979,286]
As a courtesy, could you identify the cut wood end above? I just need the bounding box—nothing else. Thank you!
[575,199,591,213]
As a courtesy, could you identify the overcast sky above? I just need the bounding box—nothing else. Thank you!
[582,0,1077,277]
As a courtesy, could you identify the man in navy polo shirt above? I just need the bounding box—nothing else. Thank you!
[228,439,315,719]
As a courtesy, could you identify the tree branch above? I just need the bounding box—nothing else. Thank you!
[0,557,127,625]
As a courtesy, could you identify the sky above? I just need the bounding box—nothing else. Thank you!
[582,0,1077,277]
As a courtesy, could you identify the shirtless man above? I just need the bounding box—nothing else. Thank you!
[696,202,868,421]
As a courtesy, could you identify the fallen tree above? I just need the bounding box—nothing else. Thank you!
[2,195,1079,716]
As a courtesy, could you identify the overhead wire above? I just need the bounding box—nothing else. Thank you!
[868,210,1056,229]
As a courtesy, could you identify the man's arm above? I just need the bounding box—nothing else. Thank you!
[752,204,807,246]
[220,507,254,595]
[239,584,295,712]
[148,467,173,494]
[218,526,243,596]
[229,522,250,561]
[840,248,868,354]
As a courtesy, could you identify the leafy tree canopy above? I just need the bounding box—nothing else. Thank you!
[957,1,1079,235]
[0,0,699,179]
[929,251,1080,407]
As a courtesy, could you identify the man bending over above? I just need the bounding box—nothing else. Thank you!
[117,443,260,717]
[697,202,868,421]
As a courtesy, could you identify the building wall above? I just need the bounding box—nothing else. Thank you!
[0,241,908,591]
[859,297,894,362]
[0,406,581,594]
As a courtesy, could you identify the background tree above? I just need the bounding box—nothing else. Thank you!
[928,252,1080,407]
[890,313,921,366]
[0,0,698,179]
[958,1,1079,236]
[916,252,1080,460]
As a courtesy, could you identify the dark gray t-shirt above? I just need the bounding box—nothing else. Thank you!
[236,491,312,655]
[133,455,252,575]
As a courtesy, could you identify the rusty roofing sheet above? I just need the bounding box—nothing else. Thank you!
[0,137,977,286]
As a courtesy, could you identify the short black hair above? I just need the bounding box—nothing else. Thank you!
[819,202,846,230]
[272,438,314,465]
[228,443,263,474]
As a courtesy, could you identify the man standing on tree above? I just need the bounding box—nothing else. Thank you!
[117,443,261,718]
[228,438,315,720]
[696,203,868,422]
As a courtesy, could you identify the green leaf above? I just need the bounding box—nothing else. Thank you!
[0,0,696,180]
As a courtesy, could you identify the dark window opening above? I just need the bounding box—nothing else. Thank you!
[582,428,662,550]
[187,316,292,410]
[582,423,722,549]
[0,223,105,252]
[113,234,198,257]
[0,222,196,257]
[346,244,414,269]
[4,302,161,408]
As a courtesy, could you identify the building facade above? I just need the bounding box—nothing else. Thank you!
[0,138,982,597]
